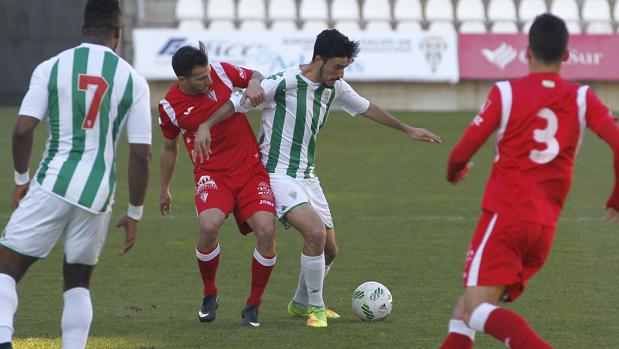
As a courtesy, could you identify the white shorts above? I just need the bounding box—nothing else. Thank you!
[0,183,112,265]
[269,173,334,229]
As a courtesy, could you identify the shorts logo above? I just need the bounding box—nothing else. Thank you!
[196,175,218,193]
[200,192,208,203]
[289,191,297,200]
[257,182,273,197]
[259,200,274,207]
[280,205,287,213]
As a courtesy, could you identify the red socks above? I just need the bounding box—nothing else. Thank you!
[470,303,553,349]
[247,250,276,306]
[196,245,221,296]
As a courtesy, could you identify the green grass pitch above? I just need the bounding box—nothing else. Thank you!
[0,106,617,348]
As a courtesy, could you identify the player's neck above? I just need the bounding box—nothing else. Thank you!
[528,60,561,75]
[300,64,320,83]
[83,36,116,51]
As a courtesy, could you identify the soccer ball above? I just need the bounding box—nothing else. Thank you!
[352,281,393,321]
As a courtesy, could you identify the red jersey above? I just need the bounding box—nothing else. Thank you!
[158,62,260,177]
[448,73,619,226]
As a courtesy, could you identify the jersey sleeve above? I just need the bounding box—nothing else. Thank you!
[585,87,617,135]
[125,74,152,144]
[333,80,370,117]
[462,84,502,144]
[18,59,53,120]
[158,98,181,139]
[220,62,253,88]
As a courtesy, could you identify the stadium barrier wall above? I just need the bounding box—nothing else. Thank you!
[139,30,619,112]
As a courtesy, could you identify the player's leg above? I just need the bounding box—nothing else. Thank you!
[61,262,94,349]
[194,174,234,323]
[60,207,112,349]
[285,205,328,327]
[463,285,552,349]
[0,185,68,346]
[322,228,341,319]
[241,211,276,327]
[439,296,476,349]
[0,248,37,346]
[196,208,226,323]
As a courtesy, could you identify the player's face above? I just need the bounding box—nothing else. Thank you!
[318,57,351,87]
[183,64,212,95]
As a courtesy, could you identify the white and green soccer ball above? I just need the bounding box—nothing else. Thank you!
[352,281,393,321]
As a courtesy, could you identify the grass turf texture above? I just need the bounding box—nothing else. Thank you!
[0,106,617,348]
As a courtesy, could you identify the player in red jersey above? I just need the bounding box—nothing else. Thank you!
[158,42,276,327]
[439,14,619,349]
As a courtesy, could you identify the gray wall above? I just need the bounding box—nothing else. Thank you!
[0,0,84,105]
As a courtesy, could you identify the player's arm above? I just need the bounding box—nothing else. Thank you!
[584,88,619,223]
[243,70,265,107]
[11,115,40,209]
[193,100,236,164]
[160,135,180,216]
[194,76,282,163]
[362,103,442,143]
[447,85,502,184]
[115,75,153,255]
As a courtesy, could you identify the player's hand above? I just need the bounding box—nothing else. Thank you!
[448,162,474,185]
[241,79,265,107]
[11,184,29,210]
[115,215,138,256]
[602,207,619,224]
[406,126,442,144]
[160,190,172,215]
[193,124,212,164]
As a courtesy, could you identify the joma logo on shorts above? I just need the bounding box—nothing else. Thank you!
[259,200,274,207]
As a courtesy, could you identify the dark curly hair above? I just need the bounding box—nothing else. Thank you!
[312,29,360,63]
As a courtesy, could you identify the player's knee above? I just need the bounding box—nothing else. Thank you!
[303,226,326,250]
[199,221,220,240]
[253,221,275,244]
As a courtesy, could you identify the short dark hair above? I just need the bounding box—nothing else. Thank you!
[312,29,360,63]
[171,41,209,77]
[83,0,122,36]
[529,13,568,65]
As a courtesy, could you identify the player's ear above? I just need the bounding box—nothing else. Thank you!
[525,46,532,61]
[81,25,87,37]
[562,50,569,62]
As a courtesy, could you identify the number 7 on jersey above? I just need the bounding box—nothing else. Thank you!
[78,74,109,129]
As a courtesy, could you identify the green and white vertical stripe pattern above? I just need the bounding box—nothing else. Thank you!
[258,68,338,179]
[33,44,138,213]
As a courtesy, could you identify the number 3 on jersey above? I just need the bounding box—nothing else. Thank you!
[78,74,109,129]
[529,108,559,164]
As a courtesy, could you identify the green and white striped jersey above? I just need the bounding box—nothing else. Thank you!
[232,66,369,179]
[18,43,152,213]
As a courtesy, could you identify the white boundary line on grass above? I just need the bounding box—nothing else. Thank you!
[355,215,599,222]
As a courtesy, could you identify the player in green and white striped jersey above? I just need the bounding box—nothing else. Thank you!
[0,1,151,348]
[193,29,442,328]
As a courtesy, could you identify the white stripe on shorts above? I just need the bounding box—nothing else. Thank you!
[466,213,498,287]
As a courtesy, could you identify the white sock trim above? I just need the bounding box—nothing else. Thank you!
[63,287,90,299]
[196,244,220,261]
[253,249,276,266]
[449,319,476,341]
[0,273,15,287]
[301,253,325,270]
[469,302,498,332]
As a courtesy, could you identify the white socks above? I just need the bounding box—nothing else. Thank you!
[0,274,17,344]
[449,319,476,341]
[469,302,498,333]
[292,260,333,306]
[61,287,92,349]
[301,253,325,307]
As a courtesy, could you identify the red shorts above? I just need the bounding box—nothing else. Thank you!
[194,163,275,235]
[462,210,555,302]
